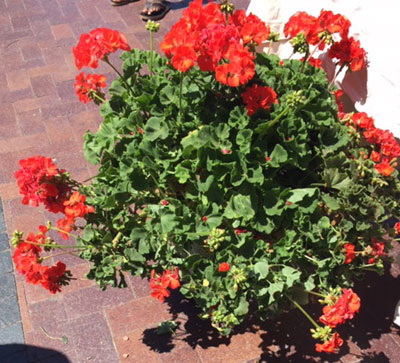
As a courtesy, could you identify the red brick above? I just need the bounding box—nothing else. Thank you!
[196,330,264,363]
[30,74,56,97]
[28,298,68,331]
[15,280,32,334]
[0,183,20,201]
[11,16,30,31]
[160,346,202,363]
[21,44,43,61]
[0,133,48,154]
[63,284,134,320]
[44,116,76,144]
[113,329,159,363]
[24,279,57,305]
[50,23,73,40]
[17,108,45,135]
[105,297,172,337]
[56,263,95,296]
[6,70,31,91]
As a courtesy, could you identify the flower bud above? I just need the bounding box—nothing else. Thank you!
[145,20,160,32]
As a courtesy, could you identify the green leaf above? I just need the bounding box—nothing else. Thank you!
[281,266,301,287]
[269,144,288,167]
[144,117,169,141]
[253,260,269,280]
[160,85,178,106]
[161,213,178,234]
[224,194,255,221]
[321,194,340,211]
[287,188,318,204]
[234,296,249,316]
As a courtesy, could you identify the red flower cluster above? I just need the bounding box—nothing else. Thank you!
[319,288,360,328]
[241,84,278,116]
[12,226,70,294]
[160,0,269,86]
[367,238,385,264]
[74,72,106,104]
[284,10,366,74]
[149,268,180,302]
[300,56,322,69]
[218,262,229,272]
[343,243,355,264]
[394,222,400,235]
[328,36,366,72]
[350,112,400,177]
[315,333,343,354]
[284,10,350,50]
[56,191,95,240]
[14,156,71,213]
[72,28,130,70]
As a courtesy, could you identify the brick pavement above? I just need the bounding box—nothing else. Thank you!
[0,0,400,362]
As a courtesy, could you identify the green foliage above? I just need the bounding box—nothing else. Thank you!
[77,49,400,336]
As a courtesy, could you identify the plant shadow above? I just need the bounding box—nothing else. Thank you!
[142,261,400,361]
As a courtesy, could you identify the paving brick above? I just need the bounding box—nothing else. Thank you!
[20,43,42,62]
[30,19,54,41]
[66,312,119,361]
[16,108,44,135]
[30,74,56,97]
[15,280,32,334]
[63,284,134,320]
[0,183,19,202]
[105,296,172,337]
[28,298,68,331]
[125,274,150,299]
[23,279,56,305]
[50,23,74,40]
[6,70,31,91]
[0,133,49,154]
[10,16,30,31]
[0,251,13,275]
[113,328,160,363]
[44,116,76,144]
[0,295,21,328]
[195,330,264,363]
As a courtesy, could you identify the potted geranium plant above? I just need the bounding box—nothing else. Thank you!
[11,0,400,354]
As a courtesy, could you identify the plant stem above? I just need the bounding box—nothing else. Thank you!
[306,37,325,62]
[300,47,309,73]
[305,290,326,298]
[103,57,135,96]
[267,40,273,55]
[149,30,154,76]
[41,250,80,261]
[286,295,320,329]
[90,91,106,104]
[179,72,183,121]
[257,106,290,140]
[21,240,86,249]
[328,63,346,89]
[49,227,75,238]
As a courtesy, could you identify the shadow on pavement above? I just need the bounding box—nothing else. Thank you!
[142,264,400,362]
[0,344,70,363]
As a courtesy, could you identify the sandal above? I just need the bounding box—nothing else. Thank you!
[140,0,171,21]
[110,0,135,6]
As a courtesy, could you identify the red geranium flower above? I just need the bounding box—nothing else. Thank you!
[74,72,106,104]
[374,158,394,177]
[394,222,400,235]
[171,45,196,72]
[315,333,343,354]
[328,37,366,72]
[241,84,278,116]
[343,243,355,264]
[72,28,130,70]
[218,262,229,272]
